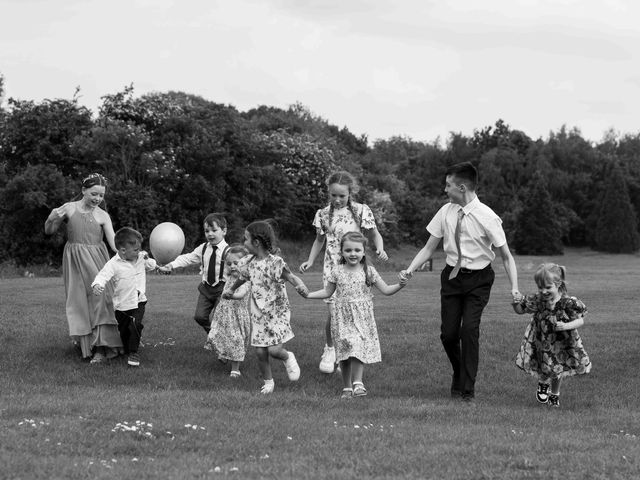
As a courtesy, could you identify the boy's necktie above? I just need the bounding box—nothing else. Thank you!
[207,245,218,285]
[449,209,465,280]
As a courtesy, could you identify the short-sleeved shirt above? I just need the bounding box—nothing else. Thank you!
[427,196,506,270]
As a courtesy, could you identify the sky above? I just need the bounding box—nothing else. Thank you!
[2,0,639,145]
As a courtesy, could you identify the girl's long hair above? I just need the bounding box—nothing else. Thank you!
[246,219,280,255]
[339,231,372,286]
[534,263,568,294]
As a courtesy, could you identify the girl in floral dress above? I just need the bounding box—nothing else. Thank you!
[512,263,591,407]
[299,171,388,374]
[303,232,406,398]
[224,221,309,394]
[204,245,251,378]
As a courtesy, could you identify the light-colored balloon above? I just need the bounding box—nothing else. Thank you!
[149,222,185,264]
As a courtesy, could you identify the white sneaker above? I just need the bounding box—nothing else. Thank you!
[261,379,275,394]
[284,352,300,381]
[319,345,336,373]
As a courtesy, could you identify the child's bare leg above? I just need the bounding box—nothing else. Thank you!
[351,358,364,385]
[230,361,241,375]
[267,343,288,361]
[325,311,333,347]
[340,360,352,389]
[256,347,272,380]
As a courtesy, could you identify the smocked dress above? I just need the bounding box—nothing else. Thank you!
[312,202,377,298]
[514,293,591,381]
[238,254,294,347]
[329,264,382,364]
[204,274,251,362]
[63,209,123,358]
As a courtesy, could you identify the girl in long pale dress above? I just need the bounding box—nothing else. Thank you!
[44,173,123,363]
[512,263,591,407]
[224,221,308,394]
[204,245,251,378]
[299,171,388,374]
[304,232,406,398]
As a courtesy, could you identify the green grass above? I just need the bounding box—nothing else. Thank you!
[1,248,640,479]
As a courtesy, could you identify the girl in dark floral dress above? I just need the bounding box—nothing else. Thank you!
[512,263,591,407]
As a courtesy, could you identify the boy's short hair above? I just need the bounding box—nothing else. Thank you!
[446,162,478,190]
[115,227,143,249]
[204,213,227,230]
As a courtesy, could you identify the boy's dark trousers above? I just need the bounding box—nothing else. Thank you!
[440,265,494,398]
[115,301,147,354]
[195,282,225,333]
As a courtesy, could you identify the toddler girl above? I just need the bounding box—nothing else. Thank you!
[303,231,405,398]
[299,170,388,374]
[224,220,308,394]
[512,263,591,407]
[204,245,251,378]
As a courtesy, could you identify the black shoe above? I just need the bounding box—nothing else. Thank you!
[548,394,560,407]
[461,391,475,402]
[536,382,550,403]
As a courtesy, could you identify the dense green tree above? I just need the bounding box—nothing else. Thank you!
[592,161,640,253]
[513,171,564,255]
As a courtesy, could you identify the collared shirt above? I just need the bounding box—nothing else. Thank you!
[427,196,506,270]
[167,240,228,286]
[92,252,157,311]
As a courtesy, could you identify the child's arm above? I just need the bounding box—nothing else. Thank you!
[228,282,250,300]
[282,269,309,297]
[399,235,440,281]
[299,231,326,273]
[142,252,158,271]
[373,274,406,296]
[222,278,247,299]
[44,203,70,235]
[91,261,115,296]
[365,227,388,261]
[555,316,584,331]
[306,282,337,300]
[157,245,202,273]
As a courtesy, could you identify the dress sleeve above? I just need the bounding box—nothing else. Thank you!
[559,296,587,322]
[237,255,253,281]
[360,203,377,230]
[312,208,327,234]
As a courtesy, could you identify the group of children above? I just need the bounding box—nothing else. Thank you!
[88,169,591,406]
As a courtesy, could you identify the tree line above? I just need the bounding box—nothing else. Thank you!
[1,83,639,268]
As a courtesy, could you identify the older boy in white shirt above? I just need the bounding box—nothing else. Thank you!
[92,227,157,367]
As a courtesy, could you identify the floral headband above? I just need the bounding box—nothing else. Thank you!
[82,173,108,188]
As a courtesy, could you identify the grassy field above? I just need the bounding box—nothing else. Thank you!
[1,248,639,479]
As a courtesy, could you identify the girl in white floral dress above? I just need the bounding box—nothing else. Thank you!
[299,171,388,374]
[204,245,251,378]
[512,263,591,407]
[304,232,406,398]
[224,221,309,394]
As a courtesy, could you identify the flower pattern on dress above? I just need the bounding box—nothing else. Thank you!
[312,202,376,288]
[328,264,382,364]
[514,293,591,381]
[204,273,250,362]
[238,254,294,347]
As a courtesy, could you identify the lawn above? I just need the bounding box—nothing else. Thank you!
[1,248,639,479]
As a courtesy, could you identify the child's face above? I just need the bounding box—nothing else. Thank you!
[225,252,244,274]
[204,222,226,245]
[328,183,350,209]
[243,230,257,254]
[341,239,365,266]
[119,240,141,262]
[81,185,106,208]
[444,175,465,205]
[538,281,561,302]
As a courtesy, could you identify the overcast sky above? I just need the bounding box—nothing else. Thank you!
[2,0,639,144]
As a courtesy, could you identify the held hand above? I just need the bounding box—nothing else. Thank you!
[157,265,172,275]
[399,275,408,287]
[299,261,312,273]
[511,291,523,303]
[222,292,233,300]
[554,322,566,332]
[295,285,309,297]
[398,270,413,282]
[376,249,389,261]
[92,284,104,296]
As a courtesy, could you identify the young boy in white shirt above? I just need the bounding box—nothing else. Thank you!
[92,227,157,367]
